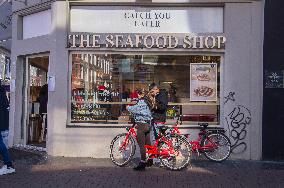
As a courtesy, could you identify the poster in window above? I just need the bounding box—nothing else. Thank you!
[190,63,217,101]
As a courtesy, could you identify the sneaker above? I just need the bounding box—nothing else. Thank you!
[146,159,153,167]
[133,162,146,171]
[0,165,16,175]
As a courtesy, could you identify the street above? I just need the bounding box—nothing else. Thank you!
[1,149,284,188]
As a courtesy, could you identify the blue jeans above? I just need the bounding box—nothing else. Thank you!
[0,133,12,167]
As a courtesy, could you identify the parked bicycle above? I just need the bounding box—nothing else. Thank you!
[169,115,231,162]
[110,122,192,170]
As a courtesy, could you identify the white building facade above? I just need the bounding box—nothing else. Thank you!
[9,0,264,160]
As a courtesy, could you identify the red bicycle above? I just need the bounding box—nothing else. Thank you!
[110,122,192,170]
[170,116,231,162]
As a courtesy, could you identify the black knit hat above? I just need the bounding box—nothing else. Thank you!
[149,82,158,91]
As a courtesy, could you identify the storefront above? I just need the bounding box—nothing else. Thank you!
[0,51,11,90]
[9,0,264,160]
[0,0,12,101]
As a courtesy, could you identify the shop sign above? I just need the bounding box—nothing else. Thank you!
[68,34,226,49]
[190,63,218,101]
[70,6,223,34]
[265,70,284,88]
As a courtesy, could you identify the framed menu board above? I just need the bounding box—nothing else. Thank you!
[190,63,217,102]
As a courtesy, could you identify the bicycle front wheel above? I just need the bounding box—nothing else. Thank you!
[160,135,192,171]
[110,133,136,166]
[201,132,231,162]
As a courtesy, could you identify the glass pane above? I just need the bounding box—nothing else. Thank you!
[71,53,221,125]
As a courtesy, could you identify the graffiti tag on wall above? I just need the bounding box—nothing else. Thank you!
[224,92,251,154]
[224,91,235,104]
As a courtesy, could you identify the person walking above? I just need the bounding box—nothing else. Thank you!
[39,84,48,116]
[127,89,153,171]
[0,81,15,175]
[38,84,48,139]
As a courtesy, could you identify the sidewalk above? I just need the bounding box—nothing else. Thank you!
[1,148,284,188]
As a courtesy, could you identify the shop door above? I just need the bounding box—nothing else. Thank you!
[24,55,49,148]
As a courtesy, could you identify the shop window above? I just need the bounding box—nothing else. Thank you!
[0,54,10,82]
[70,53,221,125]
[0,54,10,99]
[23,9,51,39]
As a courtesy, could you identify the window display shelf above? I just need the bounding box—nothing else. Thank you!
[72,101,219,106]
[168,102,219,106]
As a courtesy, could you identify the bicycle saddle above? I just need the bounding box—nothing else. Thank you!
[198,123,209,129]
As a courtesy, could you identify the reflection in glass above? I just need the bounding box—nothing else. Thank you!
[71,53,221,125]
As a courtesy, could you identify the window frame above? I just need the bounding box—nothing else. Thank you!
[67,51,224,128]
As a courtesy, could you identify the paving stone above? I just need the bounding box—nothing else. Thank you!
[0,148,284,188]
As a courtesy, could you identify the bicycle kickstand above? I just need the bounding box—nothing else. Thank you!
[196,149,200,156]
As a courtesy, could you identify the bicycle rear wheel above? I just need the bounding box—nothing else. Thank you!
[110,133,136,166]
[160,135,192,171]
[201,132,231,162]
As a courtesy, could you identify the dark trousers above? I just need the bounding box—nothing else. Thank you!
[0,133,12,167]
[136,123,151,161]
[40,114,47,135]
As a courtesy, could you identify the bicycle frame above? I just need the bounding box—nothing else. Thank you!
[119,123,177,158]
[118,125,137,151]
[170,117,218,154]
[145,135,177,158]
